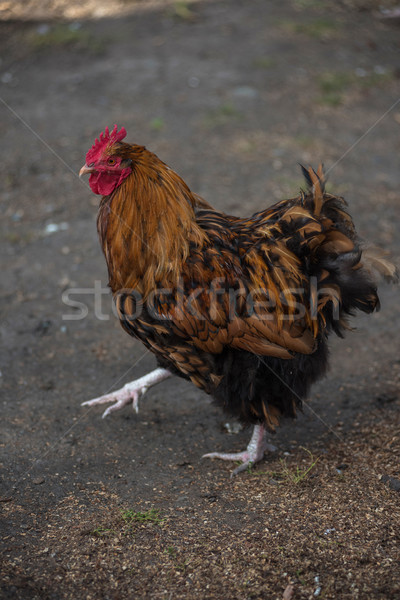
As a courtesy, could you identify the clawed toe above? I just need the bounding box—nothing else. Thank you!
[101,399,131,418]
[82,386,141,417]
[202,450,255,476]
[202,424,274,476]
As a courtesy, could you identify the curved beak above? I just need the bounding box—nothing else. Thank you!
[79,164,95,177]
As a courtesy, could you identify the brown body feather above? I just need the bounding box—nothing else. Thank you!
[97,142,394,430]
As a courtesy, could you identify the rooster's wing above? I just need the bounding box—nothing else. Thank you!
[133,206,324,364]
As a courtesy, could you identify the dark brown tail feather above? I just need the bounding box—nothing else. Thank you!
[301,164,397,335]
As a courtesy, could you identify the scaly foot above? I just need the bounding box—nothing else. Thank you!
[203,424,276,476]
[82,367,172,418]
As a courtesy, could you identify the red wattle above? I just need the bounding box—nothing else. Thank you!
[89,167,131,196]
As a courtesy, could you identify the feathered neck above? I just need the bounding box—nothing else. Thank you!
[97,146,206,298]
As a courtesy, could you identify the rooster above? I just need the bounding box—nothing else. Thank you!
[79,125,396,475]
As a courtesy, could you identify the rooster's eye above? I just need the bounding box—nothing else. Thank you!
[107,157,116,166]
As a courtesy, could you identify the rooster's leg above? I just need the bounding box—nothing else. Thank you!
[82,367,172,418]
[203,424,276,476]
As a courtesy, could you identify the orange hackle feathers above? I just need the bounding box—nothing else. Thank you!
[98,145,207,297]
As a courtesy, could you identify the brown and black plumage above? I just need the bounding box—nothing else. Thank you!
[80,125,396,474]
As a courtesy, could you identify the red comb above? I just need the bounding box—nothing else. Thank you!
[86,125,127,163]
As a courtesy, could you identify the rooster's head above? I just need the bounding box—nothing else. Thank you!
[80,125,132,196]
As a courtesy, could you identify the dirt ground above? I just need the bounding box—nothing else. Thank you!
[1,1,400,598]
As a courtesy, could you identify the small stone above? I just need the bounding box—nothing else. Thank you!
[12,210,24,221]
[373,65,386,75]
[375,393,397,406]
[223,422,242,434]
[336,463,349,474]
[355,67,367,78]
[314,586,322,597]
[188,76,199,88]
[32,476,45,485]
[37,24,50,35]
[34,320,52,337]
[336,463,349,471]
[1,72,13,84]
[381,475,400,492]
[40,380,54,391]
[232,86,258,99]
[44,222,69,235]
